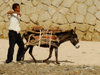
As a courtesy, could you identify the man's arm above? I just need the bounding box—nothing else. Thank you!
[7,11,21,17]
[7,11,15,14]
[7,11,14,19]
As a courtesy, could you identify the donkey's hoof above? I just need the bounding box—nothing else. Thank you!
[21,57,24,61]
[56,62,60,64]
[33,59,37,63]
[34,60,37,63]
[43,60,48,63]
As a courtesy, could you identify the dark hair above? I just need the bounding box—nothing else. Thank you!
[12,3,19,11]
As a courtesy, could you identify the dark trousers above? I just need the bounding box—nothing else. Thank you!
[6,30,24,62]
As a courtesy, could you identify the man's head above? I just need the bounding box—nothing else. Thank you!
[12,3,20,12]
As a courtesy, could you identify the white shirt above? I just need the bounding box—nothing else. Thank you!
[8,13,21,33]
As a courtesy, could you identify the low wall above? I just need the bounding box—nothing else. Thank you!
[0,0,100,41]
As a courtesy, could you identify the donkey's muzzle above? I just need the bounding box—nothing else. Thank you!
[75,43,80,49]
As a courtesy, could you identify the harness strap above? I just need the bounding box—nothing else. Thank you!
[49,31,52,49]
[38,30,42,47]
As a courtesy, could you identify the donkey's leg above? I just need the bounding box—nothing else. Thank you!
[21,45,29,61]
[43,47,53,62]
[29,46,37,63]
[55,47,60,64]
[24,45,29,54]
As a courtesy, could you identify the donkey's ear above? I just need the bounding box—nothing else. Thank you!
[71,29,74,33]
[74,27,76,32]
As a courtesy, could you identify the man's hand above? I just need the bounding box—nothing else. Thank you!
[7,11,14,14]
[16,12,21,17]
[7,11,21,16]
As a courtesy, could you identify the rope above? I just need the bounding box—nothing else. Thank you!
[46,30,48,44]
[49,31,52,49]
[38,30,42,47]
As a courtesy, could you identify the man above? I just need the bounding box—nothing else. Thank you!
[6,3,24,63]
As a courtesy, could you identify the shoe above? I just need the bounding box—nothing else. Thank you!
[5,60,12,64]
[16,56,21,61]
[16,60,24,64]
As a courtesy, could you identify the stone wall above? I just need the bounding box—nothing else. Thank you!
[0,0,100,41]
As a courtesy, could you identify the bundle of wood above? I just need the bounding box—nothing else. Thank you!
[29,25,62,34]
[25,25,61,47]
[33,35,57,40]
[26,33,59,47]
[25,30,59,47]
[31,25,44,31]
[27,39,59,47]
[48,26,60,31]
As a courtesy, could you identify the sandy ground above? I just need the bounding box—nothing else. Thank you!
[1,39,100,75]
[0,39,100,66]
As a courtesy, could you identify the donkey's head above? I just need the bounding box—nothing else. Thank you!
[70,29,80,48]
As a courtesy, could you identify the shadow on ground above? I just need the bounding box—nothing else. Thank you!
[24,59,74,64]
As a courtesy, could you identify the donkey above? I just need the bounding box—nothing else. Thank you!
[22,29,80,64]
